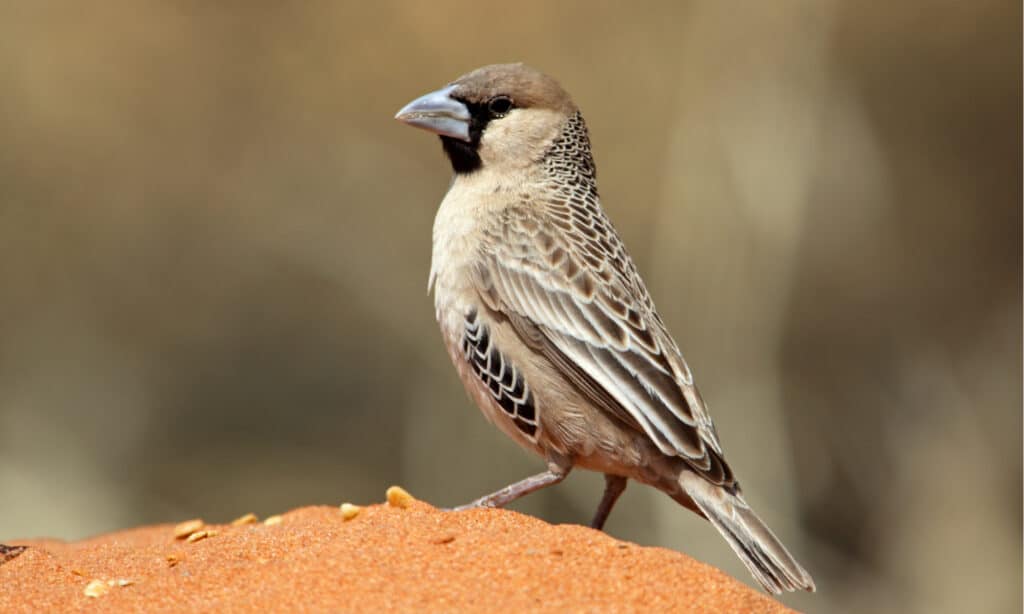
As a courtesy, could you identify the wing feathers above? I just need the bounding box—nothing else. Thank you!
[473,200,734,490]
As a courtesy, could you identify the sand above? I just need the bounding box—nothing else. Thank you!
[0,491,793,613]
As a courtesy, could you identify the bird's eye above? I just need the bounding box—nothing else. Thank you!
[487,96,513,117]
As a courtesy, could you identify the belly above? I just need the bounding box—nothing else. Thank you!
[433,295,646,471]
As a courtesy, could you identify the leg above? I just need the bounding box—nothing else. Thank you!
[451,460,571,510]
[590,474,627,530]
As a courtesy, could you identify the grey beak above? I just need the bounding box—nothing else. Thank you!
[395,85,472,142]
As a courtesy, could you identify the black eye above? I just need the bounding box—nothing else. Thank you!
[487,96,513,117]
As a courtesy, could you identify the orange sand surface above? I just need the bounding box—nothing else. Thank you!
[1,494,793,613]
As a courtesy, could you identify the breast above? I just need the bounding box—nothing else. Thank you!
[429,172,505,334]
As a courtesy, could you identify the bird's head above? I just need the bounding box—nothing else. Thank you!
[395,63,577,175]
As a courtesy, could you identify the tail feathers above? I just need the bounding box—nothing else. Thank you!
[680,473,816,595]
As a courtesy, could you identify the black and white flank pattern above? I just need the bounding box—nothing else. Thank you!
[462,309,538,438]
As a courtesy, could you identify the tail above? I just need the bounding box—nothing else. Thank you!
[679,472,816,594]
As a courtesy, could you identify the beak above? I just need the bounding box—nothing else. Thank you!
[395,85,471,142]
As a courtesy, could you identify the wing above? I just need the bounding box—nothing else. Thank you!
[472,198,736,489]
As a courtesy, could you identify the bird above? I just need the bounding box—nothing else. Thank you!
[394,63,815,594]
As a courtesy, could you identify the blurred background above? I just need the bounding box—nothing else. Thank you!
[0,1,1019,612]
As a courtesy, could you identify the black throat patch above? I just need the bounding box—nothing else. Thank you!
[440,136,481,174]
[440,100,493,174]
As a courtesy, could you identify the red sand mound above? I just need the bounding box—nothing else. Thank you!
[0,491,793,613]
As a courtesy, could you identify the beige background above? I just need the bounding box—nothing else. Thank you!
[0,2,1019,612]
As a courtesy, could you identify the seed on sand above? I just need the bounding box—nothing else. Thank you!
[186,530,215,543]
[173,519,205,540]
[386,486,415,509]
[230,513,259,526]
[83,580,109,598]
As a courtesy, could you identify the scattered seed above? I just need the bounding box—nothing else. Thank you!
[84,580,109,598]
[386,486,415,509]
[117,579,135,587]
[185,530,212,544]
[70,569,87,577]
[339,503,361,520]
[264,515,283,526]
[166,555,180,568]
[431,535,456,545]
[173,519,205,540]
[230,513,258,526]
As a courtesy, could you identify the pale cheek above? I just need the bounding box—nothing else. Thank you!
[479,123,527,164]
[479,109,563,168]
